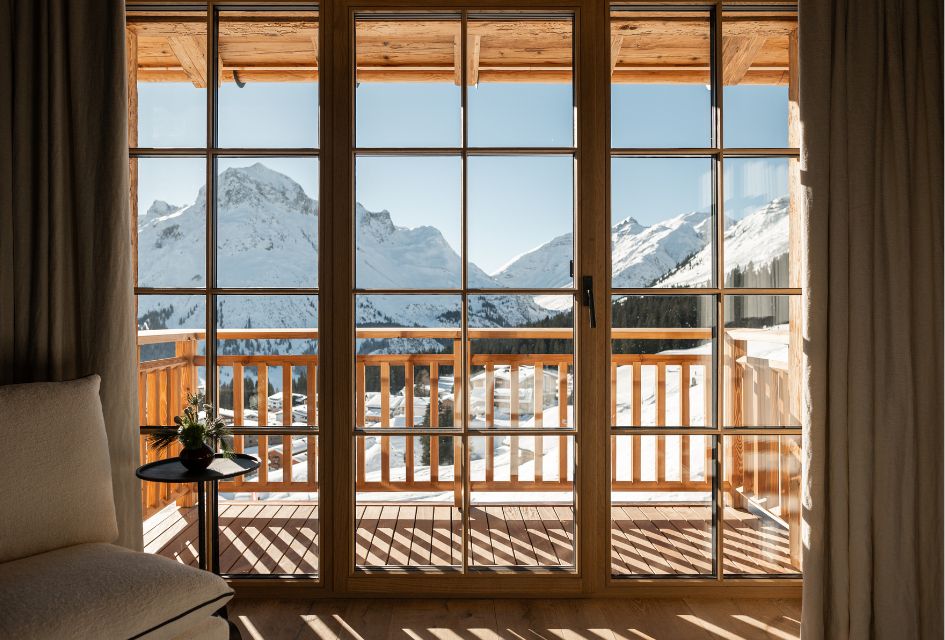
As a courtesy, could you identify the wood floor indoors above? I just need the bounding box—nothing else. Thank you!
[228,597,802,639]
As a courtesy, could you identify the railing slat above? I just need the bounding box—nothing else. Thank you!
[308,363,317,485]
[452,339,462,506]
[429,364,439,481]
[657,363,666,481]
[485,363,494,483]
[681,363,690,483]
[356,362,366,487]
[405,364,414,483]
[380,363,390,484]
[307,363,317,426]
[631,362,641,483]
[510,364,519,482]
[534,361,544,482]
[283,364,293,484]
[257,366,268,485]
[558,363,568,481]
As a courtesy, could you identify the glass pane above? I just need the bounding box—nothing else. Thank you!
[611,157,714,288]
[355,295,462,429]
[467,17,573,147]
[611,296,715,428]
[356,17,461,148]
[723,12,798,148]
[611,434,713,575]
[468,156,573,287]
[723,434,801,574]
[469,435,575,568]
[136,294,207,425]
[723,295,800,427]
[723,157,793,288]
[219,475,318,575]
[218,11,319,148]
[127,12,207,148]
[215,294,318,429]
[215,158,318,288]
[611,11,711,148]
[356,435,462,567]
[136,157,206,287]
[355,156,461,289]
[467,295,573,430]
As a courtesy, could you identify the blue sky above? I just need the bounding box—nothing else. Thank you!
[138,80,788,273]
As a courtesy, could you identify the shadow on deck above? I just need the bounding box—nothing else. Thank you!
[143,501,797,575]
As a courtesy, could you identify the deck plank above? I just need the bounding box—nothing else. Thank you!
[143,501,792,576]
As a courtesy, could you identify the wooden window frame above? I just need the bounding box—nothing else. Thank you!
[127,0,802,599]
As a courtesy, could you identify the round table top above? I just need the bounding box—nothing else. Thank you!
[136,453,260,483]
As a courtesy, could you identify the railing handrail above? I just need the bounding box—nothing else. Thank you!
[138,326,717,344]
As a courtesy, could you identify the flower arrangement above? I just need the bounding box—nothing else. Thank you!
[148,393,233,471]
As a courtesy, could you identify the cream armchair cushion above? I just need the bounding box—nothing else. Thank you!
[0,543,233,640]
[0,375,118,562]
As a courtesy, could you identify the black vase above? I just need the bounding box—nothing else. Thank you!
[179,444,215,472]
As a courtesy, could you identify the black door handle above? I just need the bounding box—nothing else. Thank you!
[582,275,596,328]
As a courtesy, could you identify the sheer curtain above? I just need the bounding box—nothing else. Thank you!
[799,0,943,637]
[0,0,140,549]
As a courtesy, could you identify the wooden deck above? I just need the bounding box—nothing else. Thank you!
[143,501,796,575]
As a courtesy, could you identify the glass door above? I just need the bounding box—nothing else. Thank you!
[351,10,579,573]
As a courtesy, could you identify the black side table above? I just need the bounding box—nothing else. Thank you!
[136,453,260,574]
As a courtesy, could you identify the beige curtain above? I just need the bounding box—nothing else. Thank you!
[800,0,943,637]
[0,1,141,550]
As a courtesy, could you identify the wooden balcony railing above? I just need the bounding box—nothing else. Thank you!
[137,326,800,565]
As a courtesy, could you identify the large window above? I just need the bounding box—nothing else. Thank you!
[609,6,801,579]
[129,8,322,577]
[127,1,802,592]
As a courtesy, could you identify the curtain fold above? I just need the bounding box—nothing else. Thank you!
[800,0,943,637]
[0,1,140,550]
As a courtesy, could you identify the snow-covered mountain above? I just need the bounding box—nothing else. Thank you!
[492,209,711,291]
[657,196,789,288]
[493,198,788,293]
[137,162,789,350]
[137,163,549,347]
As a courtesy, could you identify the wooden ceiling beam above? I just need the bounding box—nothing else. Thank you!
[610,35,624,77]
[138,66,786,85]
[453,34,461,86]
[722,35,767,85]
[468,35,482,86]
[167,35,208,87]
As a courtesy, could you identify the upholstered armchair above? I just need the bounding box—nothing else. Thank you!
[0,376,233,639]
